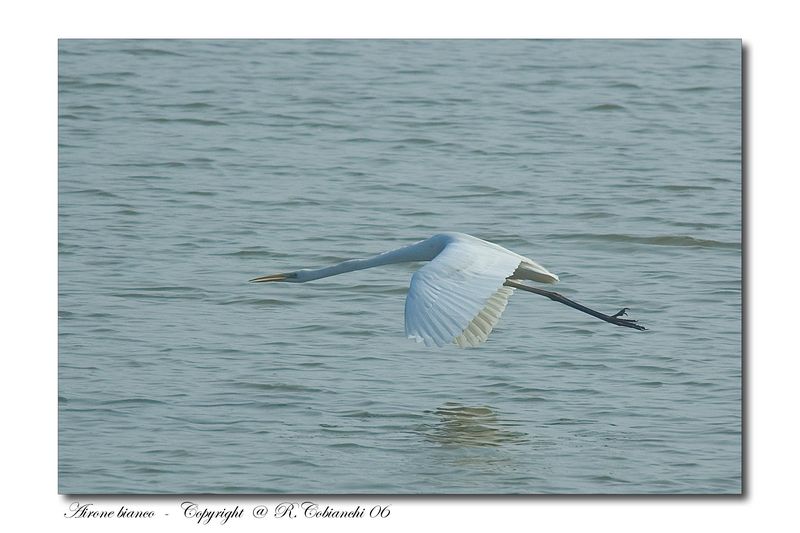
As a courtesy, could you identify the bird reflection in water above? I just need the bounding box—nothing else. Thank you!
[424,403,527,447]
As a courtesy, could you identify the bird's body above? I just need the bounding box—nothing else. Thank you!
[251,232,644,348]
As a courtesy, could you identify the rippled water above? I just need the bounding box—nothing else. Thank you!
[59,40,741,494]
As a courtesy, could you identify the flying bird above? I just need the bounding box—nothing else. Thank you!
[250,232,645,347]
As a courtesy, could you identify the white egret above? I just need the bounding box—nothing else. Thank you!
[250,232,645,347]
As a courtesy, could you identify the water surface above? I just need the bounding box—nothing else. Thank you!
[59,40,741,493]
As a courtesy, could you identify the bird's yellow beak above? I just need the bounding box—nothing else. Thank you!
[249,273,288,283]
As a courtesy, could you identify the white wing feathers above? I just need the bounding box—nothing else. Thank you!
[452,285,515,348]
[404,238,523,348]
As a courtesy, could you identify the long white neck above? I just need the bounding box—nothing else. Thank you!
[296,236,446,282]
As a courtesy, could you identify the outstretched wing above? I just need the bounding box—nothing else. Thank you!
[404,238,523,348]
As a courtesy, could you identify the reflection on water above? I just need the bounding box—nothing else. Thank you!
[423,403,528,447]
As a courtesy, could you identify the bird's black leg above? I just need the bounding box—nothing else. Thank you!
[504,280,646,331]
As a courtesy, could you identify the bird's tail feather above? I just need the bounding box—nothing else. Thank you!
[511,261,559,284]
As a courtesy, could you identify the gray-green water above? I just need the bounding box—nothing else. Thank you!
[59,40,741,494]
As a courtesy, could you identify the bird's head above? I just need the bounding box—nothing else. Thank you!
[249,271,302,283]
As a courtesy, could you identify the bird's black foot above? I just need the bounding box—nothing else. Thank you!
[608,315,647,331]
[608,308,646,330]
